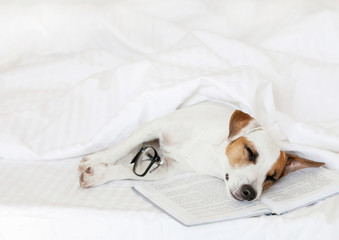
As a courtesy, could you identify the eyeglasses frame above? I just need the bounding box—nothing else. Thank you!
[130,145,162,177]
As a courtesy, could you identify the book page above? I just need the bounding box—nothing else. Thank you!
[133,174,270,226]
[261,167,339,214]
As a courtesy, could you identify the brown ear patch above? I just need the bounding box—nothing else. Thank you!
[226,137,258,168]
[282,153,325,176]
[263,152,326,190]
[228,110,254,141]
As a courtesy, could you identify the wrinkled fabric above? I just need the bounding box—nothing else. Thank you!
[1,0,339,168]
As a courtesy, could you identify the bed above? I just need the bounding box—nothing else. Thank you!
[1,0,339,239]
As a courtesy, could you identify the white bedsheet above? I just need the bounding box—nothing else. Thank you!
[1,0,339,239]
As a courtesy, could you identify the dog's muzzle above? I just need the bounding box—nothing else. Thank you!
[231,184,257,201]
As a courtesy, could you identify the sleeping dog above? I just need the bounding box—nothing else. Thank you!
[78,102,324,201]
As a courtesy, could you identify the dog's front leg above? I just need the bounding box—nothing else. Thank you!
[79,159,186,188]
[78,118,166,184]
[80,165,142,188]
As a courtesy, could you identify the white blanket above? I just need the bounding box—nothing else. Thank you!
[1,0,339,239]
[1,0,339,168]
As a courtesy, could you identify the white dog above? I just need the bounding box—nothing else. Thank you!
[78,102,324,201]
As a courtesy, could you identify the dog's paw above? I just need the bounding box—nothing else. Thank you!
[78,153,111,188]
[78,153,109,173]
[79,164,109,188]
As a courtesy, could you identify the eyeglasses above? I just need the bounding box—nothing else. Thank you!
[130,145,163,177]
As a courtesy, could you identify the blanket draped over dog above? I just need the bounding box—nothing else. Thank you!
[0,0,339,171]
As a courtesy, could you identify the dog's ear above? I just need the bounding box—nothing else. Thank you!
[282,153,325,176]
[227,110,261,142]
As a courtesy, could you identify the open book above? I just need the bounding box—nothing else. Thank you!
[132,167,339,226]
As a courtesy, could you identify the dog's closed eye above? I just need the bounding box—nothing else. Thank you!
[263,171,278,189]
[265,171,277,183]
[245,145,258,163]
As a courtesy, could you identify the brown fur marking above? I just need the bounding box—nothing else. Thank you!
[263,151,286,190]
[226,137,258,168]
[283,154,325,176]
[228,110,253,141]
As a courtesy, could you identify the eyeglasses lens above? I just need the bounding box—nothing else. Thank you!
[134,147,156,175]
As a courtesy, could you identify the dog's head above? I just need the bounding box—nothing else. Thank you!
[224,110,325,201]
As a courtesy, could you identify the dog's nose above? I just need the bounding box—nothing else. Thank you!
[241,184,257,201]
